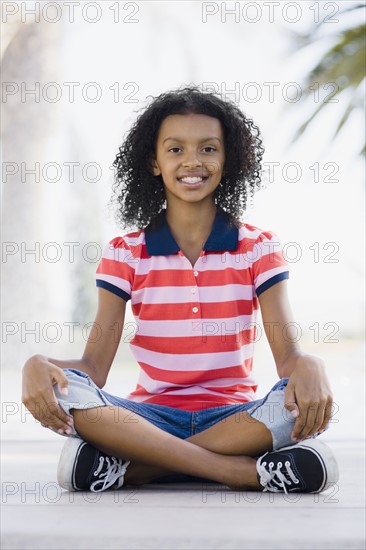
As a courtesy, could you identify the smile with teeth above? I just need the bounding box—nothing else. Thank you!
[178,176,208,185]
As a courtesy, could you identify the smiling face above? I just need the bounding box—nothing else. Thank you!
[152,113,225,207]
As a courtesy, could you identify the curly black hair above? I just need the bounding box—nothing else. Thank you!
[110,85,264,230]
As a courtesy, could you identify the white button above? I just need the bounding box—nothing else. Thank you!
[192,307,198,313]
[191,288,196,294]
[194,271,199,277]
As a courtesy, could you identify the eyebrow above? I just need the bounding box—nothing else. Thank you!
[162,136,222,144]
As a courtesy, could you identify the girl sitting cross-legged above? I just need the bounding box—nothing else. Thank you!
[22,86,339,494]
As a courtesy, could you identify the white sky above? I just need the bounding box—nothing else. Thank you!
[5,0,365,335]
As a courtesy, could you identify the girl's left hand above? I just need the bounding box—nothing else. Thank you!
[284,354,334,442]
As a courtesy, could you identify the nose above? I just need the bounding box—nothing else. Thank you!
[182,149,202,168]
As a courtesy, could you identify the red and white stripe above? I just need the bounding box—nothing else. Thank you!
[96,222,289,411]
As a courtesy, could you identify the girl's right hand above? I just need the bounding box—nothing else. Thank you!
[21,354,74,434]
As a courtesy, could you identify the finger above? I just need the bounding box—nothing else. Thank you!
[48,399,73,432]
[49,366,69,396]
[51,386,74,428]
[291,403,307,441]
[39,391,73,431]
[286,402,299,419]
[284,385,299,418]
[297,405,318,440]
[43,413,73,435]
[46,425,72,436]
[314,404,326,433]
[318,399,333,433]
[23,396,73,434]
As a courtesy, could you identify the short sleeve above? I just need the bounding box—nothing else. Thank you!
[95,237,136,302]
[250,230,289,297]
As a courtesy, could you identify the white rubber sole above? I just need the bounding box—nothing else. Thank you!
[279,438,340,492]
[57,436,85,491]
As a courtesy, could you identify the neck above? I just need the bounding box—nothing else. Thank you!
[165,200,218,243]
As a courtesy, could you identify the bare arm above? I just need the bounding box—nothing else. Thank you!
[258,279,302,377]
[258,280,333,441]
[22,288,127,431]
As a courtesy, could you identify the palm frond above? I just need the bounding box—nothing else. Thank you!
[304,25,365,88]
[288,4,366,156]
[333,82,365,137]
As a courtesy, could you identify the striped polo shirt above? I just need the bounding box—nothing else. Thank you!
[96,208,289,411]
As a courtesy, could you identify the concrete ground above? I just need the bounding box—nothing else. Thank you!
[2,340,365,549]
[1,438,365,550]
[1,436,365,550]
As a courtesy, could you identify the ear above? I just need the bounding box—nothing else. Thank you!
[151,159,161,176]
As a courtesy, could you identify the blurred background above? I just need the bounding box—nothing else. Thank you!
[1,1,365,441]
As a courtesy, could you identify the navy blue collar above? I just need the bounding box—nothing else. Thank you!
[145,209,239,256]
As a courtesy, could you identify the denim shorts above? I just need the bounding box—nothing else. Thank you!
[49,369,324,483]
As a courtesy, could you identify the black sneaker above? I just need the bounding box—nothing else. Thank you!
[256,439,339,493]
[57,437,130,492]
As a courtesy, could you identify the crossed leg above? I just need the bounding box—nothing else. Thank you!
[72,406,274,490]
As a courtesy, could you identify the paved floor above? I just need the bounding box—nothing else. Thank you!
[1,437,365,550]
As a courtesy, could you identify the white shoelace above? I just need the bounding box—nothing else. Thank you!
[90,456,131,493]
[257,460,300,494]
